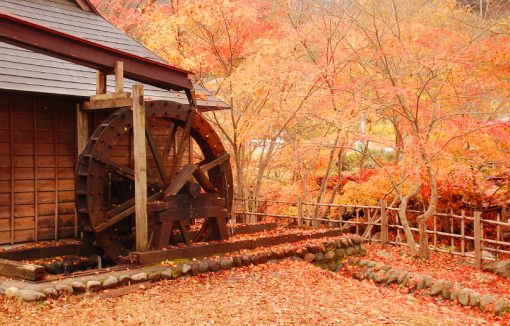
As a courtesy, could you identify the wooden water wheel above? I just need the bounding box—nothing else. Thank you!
[75,101,233,260]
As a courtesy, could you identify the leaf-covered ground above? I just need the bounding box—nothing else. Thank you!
[0,259,501,325]
[363,244,510,299]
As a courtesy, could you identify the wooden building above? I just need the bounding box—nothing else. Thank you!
[0,0,227,245]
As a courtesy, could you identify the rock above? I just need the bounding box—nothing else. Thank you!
[18,290,46,302]
[161,269,173,280]
[304,253,315,263]
[314,252,324,262]
[367,261,376,268]
[208,259,221,272]
[130,272,148,283]
[400,272,410,287]
[494,297,509,316]
[275,249,286,259]
[191,262,201,275]
[374,262,385,271]
[387,269,401,285]
[171,266,182,279]
[430,280,445,296]
[425,276,433,288]
[220,257,234,270]
[198,261,209,273]
[257,252,269,264]
[417,276,427,290]
[397,271,408,284]
[249,254,260,265]
[284,248,295,257]
[241,255,251,266]
[182,263,192,275]
[353,244,361,255]
[375,249,393,259]
[441,282,452,300]
[359,246,367,256]
[71,281,86,293]
[458,288,470,306]
[103,276,119,288]
[232,256,242,267]
[86,280,102,292]
[346,238,354,247]
[359,260,369,267]
[326,261,337,271]
[42,287,58,298]
[483,260,510,278]
[480,294,495,312]
[340,238,349,248]
[148,272,162,281]
[324,251,336,260]
[382,265,392,271]
[295,248,307,258]
[469,291,480,306]
[346,247,355,256]
[335,249,345,259]
[382,269,393,282]
[336,262,344,272]
[55,284,73,295]
[119,275,131,285]
[450,283,461,301]
[5,287,19,298]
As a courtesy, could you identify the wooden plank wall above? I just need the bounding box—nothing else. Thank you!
[0,90,76,244]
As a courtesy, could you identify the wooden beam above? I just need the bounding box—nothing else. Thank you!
[115,61,124,93]
[0,258,45,281]
[90,92,131,101]
[96,71,107,95]
[81,97,133,111]
[132,84,148,252]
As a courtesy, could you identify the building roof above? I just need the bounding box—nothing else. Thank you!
[0,0,228,110]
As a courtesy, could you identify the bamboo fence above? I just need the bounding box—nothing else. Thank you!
[234,198,509,269]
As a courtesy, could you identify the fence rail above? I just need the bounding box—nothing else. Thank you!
[234,197,509,269]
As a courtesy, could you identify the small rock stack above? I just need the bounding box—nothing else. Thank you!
[348,259,510,316]
[3,235,366,302]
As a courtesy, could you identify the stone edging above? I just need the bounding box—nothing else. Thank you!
[3,235,366,302]
[346,258,510,316]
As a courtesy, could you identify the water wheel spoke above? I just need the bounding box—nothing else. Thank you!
[161,123,178,167]
[169,109,196,181]
[145,119,168,184]
[193,167,217,192]
[96,159,163,190]
[96,192,164,233]
[165,164,197,196]
[199,152,230,172]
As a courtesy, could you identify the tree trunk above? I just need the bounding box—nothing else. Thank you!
[398,199,417,256]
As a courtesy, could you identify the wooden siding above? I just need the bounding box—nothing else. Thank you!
[0,90,77,244]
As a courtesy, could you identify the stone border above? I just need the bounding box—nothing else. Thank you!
[346,258,509,316]
[2,235,366,302]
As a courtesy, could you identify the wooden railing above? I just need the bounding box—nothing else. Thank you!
[234,198,509,269]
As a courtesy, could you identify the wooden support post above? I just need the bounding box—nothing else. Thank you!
[461,210,465,255]
[450,209,454,249]
[114,61,124,93]
[297,197,303,227]
[96,71,107,95]
[381,200,388,248]
[76,104,89,156]
[474,211,482,270]
[132,84,148,252]
[433,213,437,250]
[497,213,501,260]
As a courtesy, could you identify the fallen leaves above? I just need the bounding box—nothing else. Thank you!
[0,259,500,325]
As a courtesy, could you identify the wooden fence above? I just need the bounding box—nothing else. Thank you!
[234,198,509,269]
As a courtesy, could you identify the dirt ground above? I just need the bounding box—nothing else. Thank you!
[0,259,501,325]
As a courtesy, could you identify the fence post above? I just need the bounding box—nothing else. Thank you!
[297,196,303,227]
[474,211,482,270]
[461,210,465,255]
[381,200,388,248]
